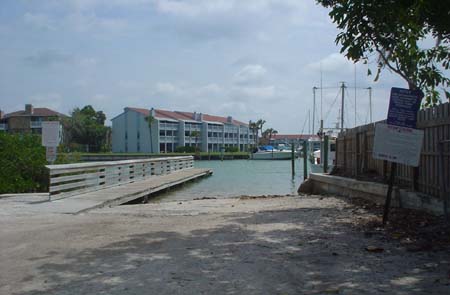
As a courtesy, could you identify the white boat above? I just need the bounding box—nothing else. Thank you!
[309,138,336,173]
[252,146,295,160]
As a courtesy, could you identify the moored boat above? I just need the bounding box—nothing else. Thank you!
[252,145,295,160]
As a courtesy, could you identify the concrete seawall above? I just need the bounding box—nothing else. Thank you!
[301,173,446,216]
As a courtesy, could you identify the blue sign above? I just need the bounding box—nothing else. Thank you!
[387,87,423,129]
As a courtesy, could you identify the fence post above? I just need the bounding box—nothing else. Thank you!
[323,135,329,173]
[303,140,308,180]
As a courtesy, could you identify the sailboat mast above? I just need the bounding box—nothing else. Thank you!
[320,64,323,122]
[313,87,317,134]
[341,82,345,132]
[308,109,311,134]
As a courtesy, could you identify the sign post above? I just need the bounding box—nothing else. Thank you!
[42,121,61,164]
[372,87,424,226]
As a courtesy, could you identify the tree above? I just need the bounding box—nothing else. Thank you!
[0,133,47,193]
[256,119,266,140]
[190,130,201,152]
[145,114,155,153]
[262,128,278,145]
[249,121,259,148]
[63,105,109,152]
[317,0,450,105]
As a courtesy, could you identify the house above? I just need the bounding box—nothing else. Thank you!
[0,104,67,134]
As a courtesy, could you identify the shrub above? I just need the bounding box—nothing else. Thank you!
[225,146,239,153]
[175,146,198,153]
[0,133,48,194]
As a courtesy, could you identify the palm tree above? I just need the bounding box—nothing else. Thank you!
[262,128,278,145]
[145,114,155,153]
[190,130,201,152]
[249,121,259,149]
[256,119,266,143]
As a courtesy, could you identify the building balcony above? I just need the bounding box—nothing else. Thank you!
[0,123,7,131]
[30,121,42,128]
[159,136,179,143]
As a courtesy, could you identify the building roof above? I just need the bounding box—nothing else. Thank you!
[125,107,248,126]
[270,134,320,141]
[4,108,67,118]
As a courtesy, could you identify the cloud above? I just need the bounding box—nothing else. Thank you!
[23,50,97,68]
[23,12,55,30]
[28,93,64,112]
[154,82,179,95]
[233,64,268,85]
[24,50,74,68]
[306,53,353,75]
[231,85,276,101]
[64,12,130,33]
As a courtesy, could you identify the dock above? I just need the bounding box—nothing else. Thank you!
[0,157,212,215]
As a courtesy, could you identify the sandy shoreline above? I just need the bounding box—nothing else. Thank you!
[1,194,449,294]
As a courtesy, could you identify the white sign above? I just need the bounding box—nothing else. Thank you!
[46,146,57,163]
[372,123,424,167]
[42,121,60,147]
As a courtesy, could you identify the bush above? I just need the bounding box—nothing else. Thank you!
[54,152,82,164]
[174,146,198,153]
[225,146,239,152]
[0,133,48,194]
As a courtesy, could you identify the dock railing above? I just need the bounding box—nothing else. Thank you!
[46,156,194,199]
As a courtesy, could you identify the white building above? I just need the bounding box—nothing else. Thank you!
[111,107,254,153]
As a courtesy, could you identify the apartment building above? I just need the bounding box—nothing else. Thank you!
[111,107,254,153]
[0,104,66,134]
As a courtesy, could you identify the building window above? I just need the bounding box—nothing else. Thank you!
[137,131,140,139]
[160,130,165,136]
[185,131,190,137]
[160,143,166,153]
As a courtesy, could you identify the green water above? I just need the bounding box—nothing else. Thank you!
[151,159,306,202]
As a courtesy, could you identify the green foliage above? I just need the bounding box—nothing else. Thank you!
[63,105,110,152]
[54,152,82,164]
[317,0,450,105]
[225,146,239,153]
[175,146,198,153]
[0,133,48,194]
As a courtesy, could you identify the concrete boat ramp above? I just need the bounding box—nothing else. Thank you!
[0,168,212,215]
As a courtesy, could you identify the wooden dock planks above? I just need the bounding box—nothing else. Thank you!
[43,168,212,214]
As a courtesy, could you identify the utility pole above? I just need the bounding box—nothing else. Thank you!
[313,87,317,134]
[341,82,345,132]
[368,87,373,123]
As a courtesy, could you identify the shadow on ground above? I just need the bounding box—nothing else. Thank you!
[18,207,450,295]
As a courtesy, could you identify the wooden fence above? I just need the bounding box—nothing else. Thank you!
[336,102,450,199]
[46,156,194,199]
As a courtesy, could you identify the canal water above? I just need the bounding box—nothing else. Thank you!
[151,159,306,202]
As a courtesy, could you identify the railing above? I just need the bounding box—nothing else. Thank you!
[30,121,42,128]
[0,123,7,130]
[46,156,194,199]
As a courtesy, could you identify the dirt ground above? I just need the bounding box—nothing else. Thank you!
[1,194,449,295]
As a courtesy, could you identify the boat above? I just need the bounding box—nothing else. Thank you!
[309,138,336,173]
[251,145,295,160]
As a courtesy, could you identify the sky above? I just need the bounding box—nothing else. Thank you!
[0,0,408,133]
